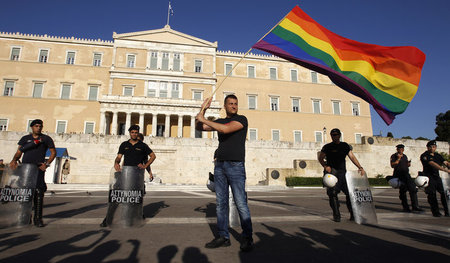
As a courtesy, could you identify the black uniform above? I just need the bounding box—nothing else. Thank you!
[321,141,353,220]
[420,151,448,216]
[390,153,420,211]
[101,140,152,227]
[18,134,55,191]
[17,133,55,226]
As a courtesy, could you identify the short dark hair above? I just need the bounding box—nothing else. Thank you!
[137,133,144,141]
[330,128,341,135]
[224,94,238,104]
[128,125,140,132]
[30,119,43,127]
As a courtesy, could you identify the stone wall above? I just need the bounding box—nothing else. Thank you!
[0,132,448,185]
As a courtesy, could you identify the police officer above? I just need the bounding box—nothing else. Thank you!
[9,119,56,227]
[420,140,450,217]
[100,125,156,227]
[390,144,423,212]
[318,128,364,222]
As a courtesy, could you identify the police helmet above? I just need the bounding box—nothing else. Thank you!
[414,176,429,188]
[388,178,402,189]
[206,179,215,192]
[323,173,338,188]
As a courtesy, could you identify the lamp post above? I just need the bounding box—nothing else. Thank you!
[323,127,327,143]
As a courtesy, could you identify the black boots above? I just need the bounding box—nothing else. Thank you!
[427,194,441,217]
[400,193,411,212]
[329,195,341,222]
[441,194,449,217]
[33,189,45,227]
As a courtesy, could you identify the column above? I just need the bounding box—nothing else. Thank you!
[190,116,196,138]
[125,112,131,131]
[177,115,183,137]
[111,111,118,135]
[164,114,170,138]
[99,111,106,134]
[152,114,157,136]
[139,113,144,132]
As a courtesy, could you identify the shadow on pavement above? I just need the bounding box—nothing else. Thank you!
[143,201,169,218]
[0,232,39,253]
[0,230,110,262]
[237,223,449,262]
[45,203,106,218]
[194,202,217,237]
[157,245,211,263]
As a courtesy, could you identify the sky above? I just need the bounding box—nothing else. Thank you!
[1,0,449,140]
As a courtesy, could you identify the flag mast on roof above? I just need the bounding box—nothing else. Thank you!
[166,1,174,27]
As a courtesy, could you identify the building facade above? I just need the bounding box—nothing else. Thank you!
[0,25,372,143]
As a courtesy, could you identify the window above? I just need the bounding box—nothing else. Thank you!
[195,129,202,138]
[332,101,341,115]
[194,60,202,73]
[39,49,49,63]
[315,131,323,143]
[93,53,102,66]
[249,129,257,141]
[290,69,298,82]
[66,51,75,64]
[159,82,168,98]
[88,86,98,101]
[0,119,8,131]
[355,133,362,144]
[311,71,318,83]
[33,83,43,98]
[352,102,360,116]
[127,54,135,68]
[4,81,14,96]
[150,52,158,69]
[161,53,169,70]
[56,121,67,134]
[294,131,302,143]
[171,82,180,98]
[248,95,257,110]
[272,130,280,141]
[269,67,277,80]
[10,47,20,61]
[85,122,95,134]
[270,97,279,111]
[225,63,233,76]
[61,84,71,99]
[123,86,133,96]
[248,65,255,78]
[193,90,203,100]
[292,98,300,112]
[147,81,157,97]
[173,53,181,71]
[312,99,321,114]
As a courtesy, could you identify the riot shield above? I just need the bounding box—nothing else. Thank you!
[0,164,38,228]
[345,170,378,225]
[107,166,145,227]
[440,171,450,213]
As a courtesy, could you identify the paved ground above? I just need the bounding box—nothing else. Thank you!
[0,187,449,263]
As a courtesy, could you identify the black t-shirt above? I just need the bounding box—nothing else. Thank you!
[420,151,444,177]
[18,134,55,164]
[321,142,351,171]
[118,140,153,166]
[391,153,409,175]
[214,114,248,161]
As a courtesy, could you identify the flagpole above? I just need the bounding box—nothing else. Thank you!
[200,13,289,113]
[166,2,170,26]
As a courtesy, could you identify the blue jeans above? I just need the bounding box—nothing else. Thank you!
[214,161,253,239]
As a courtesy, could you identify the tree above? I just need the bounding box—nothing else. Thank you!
[386,132,394,138]
[435,110,450,142]
[416,136,430,141]
[401,136,412,139]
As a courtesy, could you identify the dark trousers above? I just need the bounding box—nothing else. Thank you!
[326,170,353,217]
[425,175,448,215]
[398,174,420,210]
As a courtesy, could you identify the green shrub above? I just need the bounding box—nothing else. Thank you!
[285,177,389,187]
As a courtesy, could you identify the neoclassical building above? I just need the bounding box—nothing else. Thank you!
[0,25,372,143]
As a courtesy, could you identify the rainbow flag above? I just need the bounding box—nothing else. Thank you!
[252,6,425,125]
